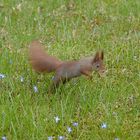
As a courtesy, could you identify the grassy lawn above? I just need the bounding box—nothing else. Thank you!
[0,0,140,139]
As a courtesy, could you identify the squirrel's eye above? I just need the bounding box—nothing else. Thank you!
[96,64,100,68]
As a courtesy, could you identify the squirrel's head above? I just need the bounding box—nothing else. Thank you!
[92,51,105,76]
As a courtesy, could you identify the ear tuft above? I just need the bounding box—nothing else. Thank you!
[93,51,100,62]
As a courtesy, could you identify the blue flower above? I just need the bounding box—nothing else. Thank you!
[33,85,38,93]
[20,76,24,82]
[58,136,65,140]
[67,127,72,133]
[101,122,107,129]
[0,74,5,79]
[1,136,7,140]
[48,136,53,140]
[72,122,78,127]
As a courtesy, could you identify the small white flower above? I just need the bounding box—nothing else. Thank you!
[48,136,53,140]
[2,136,7,140]
[114,138,119,140]
[67,127,72,133]
[54,116,60,123]
[58,136,65,140]
[20,76,24,82]
[33,85,38,93]
[101,122,107,129]
[72,122,78,127]
[0,74,5,79]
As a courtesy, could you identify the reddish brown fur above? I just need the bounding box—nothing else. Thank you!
[29,40,105,90]
[29,41,63,73]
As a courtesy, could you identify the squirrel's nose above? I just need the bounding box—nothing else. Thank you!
[99,69,108,77]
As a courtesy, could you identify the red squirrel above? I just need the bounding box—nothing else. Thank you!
[29,40,105,89]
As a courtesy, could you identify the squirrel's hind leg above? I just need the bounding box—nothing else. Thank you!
[48,75,61,92]
[48,73,71,93]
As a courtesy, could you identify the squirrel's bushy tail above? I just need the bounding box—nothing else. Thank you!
[29,40,63,73]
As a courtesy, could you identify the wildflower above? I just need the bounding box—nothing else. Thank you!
[0,74,5,79]
[114,138,119,140]
[54,116,60,123]
[20,76,24,82]
[67,127,72,133]
[72,122,78,127]
[33,85,38,93]
[58,136,65,140]
[1,136,7,140]
[48,136,53,140]
[101,122,107,129]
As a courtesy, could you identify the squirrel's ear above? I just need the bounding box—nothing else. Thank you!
[93,51,100,62]
[100,51,104,60]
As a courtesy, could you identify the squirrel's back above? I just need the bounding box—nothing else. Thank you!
[55,58,93,79]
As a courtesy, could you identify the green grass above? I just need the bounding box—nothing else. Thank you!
[0,0,140,139]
